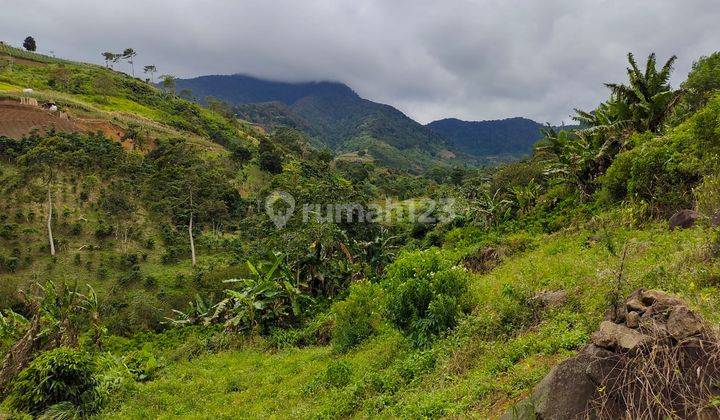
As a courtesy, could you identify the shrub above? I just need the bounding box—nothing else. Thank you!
[383,249,472,346]
[70,221,83,236]
[124,346,162,382]
[695,173,720,219]
[94,221,113,239]
[601,133,703,214]
[259,150,283,174]
[144,275,158,289]
[269,312,334,349]
[307,360,352,392]
[7,347,102,416]
[332,281,385,353]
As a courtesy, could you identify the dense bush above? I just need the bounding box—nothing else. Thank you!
[601,132,703,213]
[331,281,385,352]
[7,347,102,416]
[382,249,471,346]
[682,52,720,111]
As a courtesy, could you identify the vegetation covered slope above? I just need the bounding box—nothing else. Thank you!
[3,42,720,419]
[175,74,468,172]
[426,117,545,160]
[105,223,720,418]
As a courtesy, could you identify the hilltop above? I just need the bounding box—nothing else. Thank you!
[174,74,465,172]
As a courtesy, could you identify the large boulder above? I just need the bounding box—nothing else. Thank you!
[502,289,712,420]
[527,351,598,419]
[666,306,703,340]
[669,209,698,230]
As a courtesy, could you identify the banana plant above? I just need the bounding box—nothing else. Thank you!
[78,285,106,349]
[211,253,312,333]
[166,293,211,327]
[0,309,28,341]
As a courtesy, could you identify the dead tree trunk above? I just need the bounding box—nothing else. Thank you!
[47,184,55,256]
[189,212,196,266]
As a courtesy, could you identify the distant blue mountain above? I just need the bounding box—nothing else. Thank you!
[426,117,545,158]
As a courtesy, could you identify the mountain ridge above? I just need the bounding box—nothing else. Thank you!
[426,116,545,159]
[173,74,554,170]
[174,74,461,172]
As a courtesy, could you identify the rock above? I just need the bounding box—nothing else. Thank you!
[503,344,625,419]
[534,290,568,308]
[626,311,640,328]
[583,344,621,386]
[529,352,598,419]
[503,289,716,419]
[591,321,651,352]
[669,209,698,230]
[712,210,720,227]
[639,289,684,308]
[626,297,647,314]
[667,306,704,340]
[499,397,536,420]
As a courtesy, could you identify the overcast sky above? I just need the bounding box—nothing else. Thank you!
[3,0,720,124]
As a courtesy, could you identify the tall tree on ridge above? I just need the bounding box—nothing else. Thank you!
[160,74,176,95]
[23,36,36,52]
[122,48,137,76]
[143,65,157,83]
[101,52,116,68]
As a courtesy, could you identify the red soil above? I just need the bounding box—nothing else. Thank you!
[0,101,127,144]
[0,102,79,138]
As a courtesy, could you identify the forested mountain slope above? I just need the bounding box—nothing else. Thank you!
[426,117,544,159]
[175,74,467,172]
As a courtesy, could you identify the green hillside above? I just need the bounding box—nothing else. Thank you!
[2,42,720,419]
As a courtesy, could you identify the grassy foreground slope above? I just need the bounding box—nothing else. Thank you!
[106,218,719,418]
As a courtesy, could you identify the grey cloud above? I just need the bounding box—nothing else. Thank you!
[2,0,719,124]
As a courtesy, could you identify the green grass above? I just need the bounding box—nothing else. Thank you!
[0,43,73,64]
[0,81,20,91]
[78,95,171,121]
[100,220,720,418]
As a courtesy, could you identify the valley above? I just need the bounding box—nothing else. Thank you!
[1,31,720,420]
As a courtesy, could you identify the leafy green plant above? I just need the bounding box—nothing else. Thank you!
[123,345,161,382]
[7,347,102,416]
[332,281,385,352]
[383,249,472,346]
[167,254,313,333]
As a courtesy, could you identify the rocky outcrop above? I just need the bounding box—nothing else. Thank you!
[669,209,698,230]
[532,290,568,308]
[502,289,719,420]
